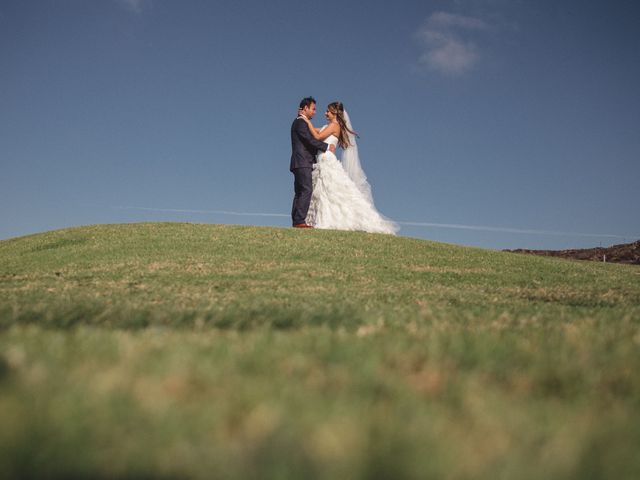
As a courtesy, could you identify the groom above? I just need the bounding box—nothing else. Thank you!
[290,96,335,228]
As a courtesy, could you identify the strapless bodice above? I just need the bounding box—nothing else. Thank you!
[324,135,338,148]
[319,125,339,148]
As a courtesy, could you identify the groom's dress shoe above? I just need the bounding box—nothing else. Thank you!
[293,224,314,229]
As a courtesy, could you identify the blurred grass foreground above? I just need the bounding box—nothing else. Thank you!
[1,222,639,479]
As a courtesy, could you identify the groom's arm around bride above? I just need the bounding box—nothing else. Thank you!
[289,118,334,172]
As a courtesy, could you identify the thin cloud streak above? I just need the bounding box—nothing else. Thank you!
[110,205,289,217]
[416,11,488,75]
[397,221,633,239]
[117,0,147,14]
[100,205,635,240]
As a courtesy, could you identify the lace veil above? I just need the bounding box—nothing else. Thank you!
[341,110,374,206]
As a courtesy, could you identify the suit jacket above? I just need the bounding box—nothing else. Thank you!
[290,117,328,172]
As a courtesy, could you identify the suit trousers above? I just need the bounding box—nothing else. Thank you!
[291,167,313,225]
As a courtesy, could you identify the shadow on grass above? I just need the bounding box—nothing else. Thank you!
[0,304,367,332]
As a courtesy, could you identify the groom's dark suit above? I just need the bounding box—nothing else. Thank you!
[290,117,328,226]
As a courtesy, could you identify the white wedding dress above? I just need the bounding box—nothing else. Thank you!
[305,124,398,235]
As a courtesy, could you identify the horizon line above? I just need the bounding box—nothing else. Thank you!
[97,204,637,240]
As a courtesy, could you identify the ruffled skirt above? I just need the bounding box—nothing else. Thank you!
[306,152,398,234]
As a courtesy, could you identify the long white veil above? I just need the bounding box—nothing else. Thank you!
[341,110,374,206]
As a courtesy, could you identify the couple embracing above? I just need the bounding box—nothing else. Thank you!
[289,97,398,234]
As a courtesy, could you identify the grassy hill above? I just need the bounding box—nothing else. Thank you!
[1,223,639,479]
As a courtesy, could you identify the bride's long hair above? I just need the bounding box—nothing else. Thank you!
[328,101,357,149]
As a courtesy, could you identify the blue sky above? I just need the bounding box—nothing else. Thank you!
[2,0,639,249]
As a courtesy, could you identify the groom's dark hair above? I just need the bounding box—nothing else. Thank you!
[299,96,316,109]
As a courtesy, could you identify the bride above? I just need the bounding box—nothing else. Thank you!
[300,102,398,234]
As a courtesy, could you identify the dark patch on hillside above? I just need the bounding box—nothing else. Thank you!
[505,240,640,266]
[27,237,87,253]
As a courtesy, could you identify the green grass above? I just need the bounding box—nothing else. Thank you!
[1,222,639,479]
